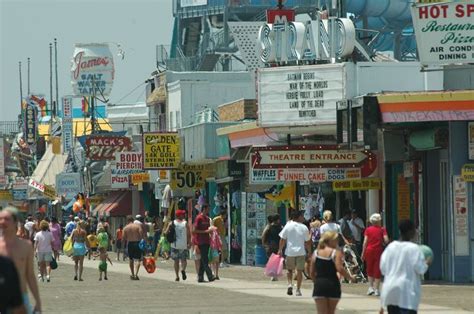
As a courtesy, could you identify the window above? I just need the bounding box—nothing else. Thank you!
[176,111,181,128]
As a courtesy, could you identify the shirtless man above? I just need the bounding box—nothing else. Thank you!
[0,207,41,313]
[123,215,145,280]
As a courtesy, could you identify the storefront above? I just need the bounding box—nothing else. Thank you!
[376,90,474,282]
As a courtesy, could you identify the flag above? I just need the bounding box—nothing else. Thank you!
[30,95,48,117]
[81,97,89,116]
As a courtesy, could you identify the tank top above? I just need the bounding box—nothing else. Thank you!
[315,249,338,281]
[172,220,188,250]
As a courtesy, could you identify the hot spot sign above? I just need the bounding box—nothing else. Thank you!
[143,132,180,169]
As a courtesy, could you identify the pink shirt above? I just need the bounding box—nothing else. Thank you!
[49,223,62,249]
[34,230,53,253]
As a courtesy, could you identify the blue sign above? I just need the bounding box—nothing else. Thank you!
[12,189,28,201]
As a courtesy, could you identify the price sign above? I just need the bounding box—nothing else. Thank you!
[171,164,214,190]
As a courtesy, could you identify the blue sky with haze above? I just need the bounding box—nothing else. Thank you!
[0,0,173,120]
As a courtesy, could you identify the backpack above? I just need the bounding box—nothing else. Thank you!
[166,221,176,243]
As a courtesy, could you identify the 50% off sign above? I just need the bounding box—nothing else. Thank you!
[171,164,211,190]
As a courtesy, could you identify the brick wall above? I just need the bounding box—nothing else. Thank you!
[218,99,257,122]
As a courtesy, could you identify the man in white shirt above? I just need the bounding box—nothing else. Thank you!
[349,209,365,255]
[278,210,311,297]
[380,220,430,314]
[169,209,191,282]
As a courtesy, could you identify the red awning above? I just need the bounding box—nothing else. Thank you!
[93,192,123,217]
[96,191,145,217]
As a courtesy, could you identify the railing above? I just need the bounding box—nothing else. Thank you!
[0,121,20,136]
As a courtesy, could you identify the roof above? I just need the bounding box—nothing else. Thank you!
[30,144,68,187]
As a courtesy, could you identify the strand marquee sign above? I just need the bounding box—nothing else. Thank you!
[258,9,356,64]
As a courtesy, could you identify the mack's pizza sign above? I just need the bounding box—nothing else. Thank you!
[85,135,132,160]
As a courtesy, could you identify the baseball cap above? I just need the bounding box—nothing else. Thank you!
[135,214,142,219]
[74,216,80,221]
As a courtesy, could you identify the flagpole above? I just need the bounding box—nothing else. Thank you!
[54,38,59,116]
[49,43,54,118]
[19,61,23,106]
[27,58,30,96]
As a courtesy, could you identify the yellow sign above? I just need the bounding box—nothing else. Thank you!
[131,172,150,184]
[43,185,57,200]
[332,178,381,192]
[0,190,13,200]
[143,133,180,169]
[461,164,474,182]
[397,175,411,221]
[171,164,215,190]
[51,136,61,155]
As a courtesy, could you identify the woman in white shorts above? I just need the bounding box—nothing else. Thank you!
[34,220,54,282]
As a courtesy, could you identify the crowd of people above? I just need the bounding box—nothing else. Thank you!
[0,202,432,314]
[261,208,432,314]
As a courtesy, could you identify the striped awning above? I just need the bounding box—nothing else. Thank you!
[377,90,474,123]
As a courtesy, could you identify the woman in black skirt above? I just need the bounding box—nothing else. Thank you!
[310,231,355,314]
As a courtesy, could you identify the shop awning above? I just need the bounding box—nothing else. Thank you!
[30,144,68,187]
[377,90,474,123]
[93,191,145,217]
[38,118,113,138]
[217,121,277,148]
[146,85,166,105]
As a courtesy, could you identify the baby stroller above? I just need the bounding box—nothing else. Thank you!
[342,244,367,283]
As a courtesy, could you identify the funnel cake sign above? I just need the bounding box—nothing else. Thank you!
[71,43,115,97]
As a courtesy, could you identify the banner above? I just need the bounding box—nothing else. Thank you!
[0,190,13,201]
[180,0,207,7]
[411,2,474,66]
[0,175,8,189]
[250,167,361,184]
[111,152,143,174]
[56,173,82,200]
[51,137,61,155]
[24,103,38,146]
[111,174,129,189]
[469,122,474,160]
[29,178,45,192]
[85,135,132,160]
[251,145,377,178]
[453,175,469,256]
[332,178,382,192]
[43,184,57,200]
[62,97,73,153]
[131,172,150,184]
[12,189,27,200]
[12,178,28,190]
[143,133,180,169]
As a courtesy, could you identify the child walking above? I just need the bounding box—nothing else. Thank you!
[98,247,113,281]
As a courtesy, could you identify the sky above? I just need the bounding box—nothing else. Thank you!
[0,0,173,121]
